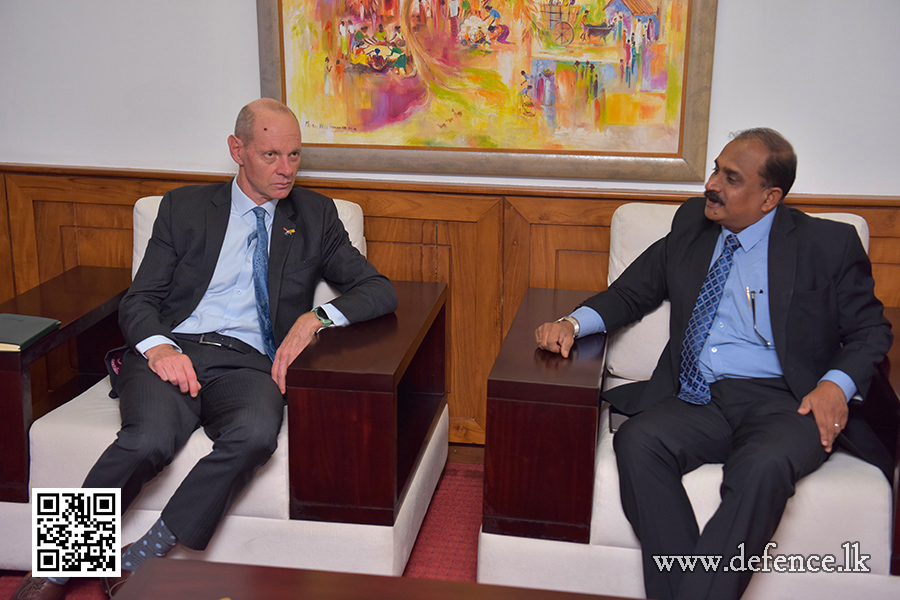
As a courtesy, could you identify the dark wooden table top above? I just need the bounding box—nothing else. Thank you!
[488,287,605,405]
[114,557,629,600]
[286,281,447,393]
[0,265,131,367]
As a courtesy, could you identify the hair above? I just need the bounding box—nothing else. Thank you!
[732,127,797,198]
[234,98,299,145]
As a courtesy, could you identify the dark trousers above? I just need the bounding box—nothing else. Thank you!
[82,339,284,550]
[613,378,828,600]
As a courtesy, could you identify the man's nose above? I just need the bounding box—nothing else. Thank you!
[276,156,293,176]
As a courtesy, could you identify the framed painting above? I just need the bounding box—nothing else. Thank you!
[258,0,717,181]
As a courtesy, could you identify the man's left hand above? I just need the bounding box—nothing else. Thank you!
[797,380,847,453]
[271,311,322,394]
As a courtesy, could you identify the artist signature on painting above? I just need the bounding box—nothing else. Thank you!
[304,121,358,132]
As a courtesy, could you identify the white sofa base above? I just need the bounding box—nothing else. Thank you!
[0,378,448,576]
[478,407,898,599]
[478,531,900,599]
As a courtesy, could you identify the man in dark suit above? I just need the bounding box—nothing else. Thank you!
[13,99,397,600]
[536,128,891,600]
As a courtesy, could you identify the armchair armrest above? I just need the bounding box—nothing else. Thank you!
[0,266,131,501]
[285,281,447,526]
[484,288,605,543]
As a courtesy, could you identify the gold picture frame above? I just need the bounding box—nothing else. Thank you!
[258,0,717,181]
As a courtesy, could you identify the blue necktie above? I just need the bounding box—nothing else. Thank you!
[248,206,277,360]
[678,234,740,404]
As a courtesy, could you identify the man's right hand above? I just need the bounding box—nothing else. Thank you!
[145,344,201,397]
[535,320,576,358]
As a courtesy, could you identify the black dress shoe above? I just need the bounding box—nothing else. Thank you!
[9,573,65,600]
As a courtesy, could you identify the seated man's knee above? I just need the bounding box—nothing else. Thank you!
[221,420,280,461]
[114,428,179,471]
[613,414,665,457]
[724,443,796,492]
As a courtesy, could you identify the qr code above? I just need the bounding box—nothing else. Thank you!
[32,488,121,577]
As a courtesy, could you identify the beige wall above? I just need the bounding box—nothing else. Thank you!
[0,1,899,195]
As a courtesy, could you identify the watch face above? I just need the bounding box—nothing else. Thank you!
[314,307,332,325]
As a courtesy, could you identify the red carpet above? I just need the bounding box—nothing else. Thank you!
[403,462,483,581]
[0,461,483,597]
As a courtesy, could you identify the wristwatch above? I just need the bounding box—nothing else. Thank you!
[555,315,581,338]
[313,306,333,328]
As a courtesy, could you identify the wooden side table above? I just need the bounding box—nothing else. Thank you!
[483,288,605,543]
[0,266,132,502]
[286,280,448,525]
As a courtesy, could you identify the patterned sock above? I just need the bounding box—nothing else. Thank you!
[47,576,69,585]
[121,518,178,572]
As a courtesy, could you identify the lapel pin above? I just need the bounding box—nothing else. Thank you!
[283,227,295,236]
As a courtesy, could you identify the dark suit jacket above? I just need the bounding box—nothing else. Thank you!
[119,182,397,351]
[586,198,893,477]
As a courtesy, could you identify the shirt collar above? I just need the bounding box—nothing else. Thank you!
[724,208,777,252]
[231,178,277,221]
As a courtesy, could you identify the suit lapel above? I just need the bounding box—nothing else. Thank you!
[767,203,796,367]
[269,195,298,328]
[190,184,231,311]
[678,225,720,330]
[664,217,719,383]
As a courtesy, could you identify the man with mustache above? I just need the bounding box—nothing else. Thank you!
[536,128,892,600]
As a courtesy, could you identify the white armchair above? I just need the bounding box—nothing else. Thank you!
[0,195,448,577]
[479,203,899,599]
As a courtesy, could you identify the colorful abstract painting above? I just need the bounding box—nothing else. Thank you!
[282,0,691,155]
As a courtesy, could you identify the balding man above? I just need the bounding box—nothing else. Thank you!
[13,99,396,600]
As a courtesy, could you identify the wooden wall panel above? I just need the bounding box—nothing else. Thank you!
[555,250,609,292]
[0,176,15,304]
[6,176,42,292]
[528,225,610,290]
[33,201,75,280]
[2,165,899,445]
[5,173,190,293]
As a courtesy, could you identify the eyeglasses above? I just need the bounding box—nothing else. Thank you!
[746,287,772,347]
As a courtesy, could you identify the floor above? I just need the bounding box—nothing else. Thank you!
[447,443,484,465]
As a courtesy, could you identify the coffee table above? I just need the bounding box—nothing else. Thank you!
[114,557,629,599]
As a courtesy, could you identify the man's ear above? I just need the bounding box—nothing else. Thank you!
[227,135,244,166]
[762,187,783,212]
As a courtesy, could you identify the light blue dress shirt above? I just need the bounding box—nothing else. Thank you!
[570,210,856,402]
[136,179,347,357]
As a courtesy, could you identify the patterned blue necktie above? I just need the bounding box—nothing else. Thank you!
[678,234,741,404]
[248,206,277,360]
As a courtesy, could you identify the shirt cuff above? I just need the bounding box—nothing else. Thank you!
[321,303,349,327]
[570,306,606,338]
[820,369,857,403]
[135,335,182,358]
